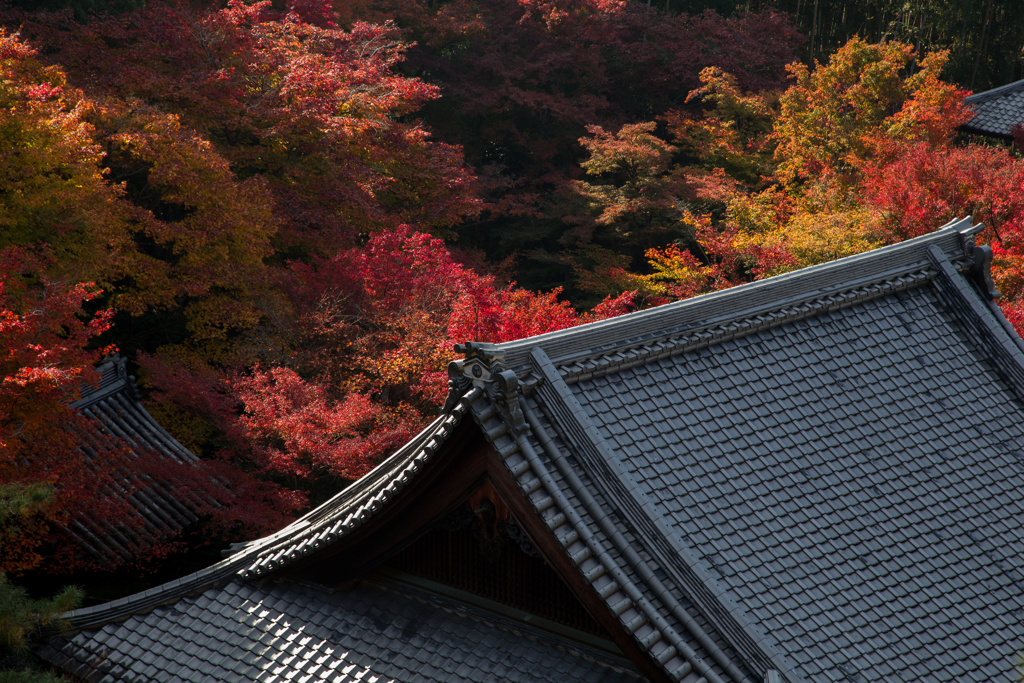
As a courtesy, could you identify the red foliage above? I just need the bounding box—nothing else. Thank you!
[367,0,800,220]
[17,1,481,251]
[287,0,338,27]
[135,352,308,529]
[0,249,120,572]
[417,0,801,130]
[235,366,419,481]
[0,0,808,557]
[626,8,802,98]
[1012,123,1024,156]
[862,141,1024,244]
[860,136,1024,331]
[230,227,634,485]
[1000,299,1024,338]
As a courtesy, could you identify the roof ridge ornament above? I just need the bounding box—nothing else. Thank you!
[455,341,506,380]
[443,342,507,412]
[956,221,1000,300]
[442,361,474,413]
[971,244,1000,300]
[493,368,528,436]
[447,342,528,436]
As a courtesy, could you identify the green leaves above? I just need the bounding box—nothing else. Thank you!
[0,572,82,653]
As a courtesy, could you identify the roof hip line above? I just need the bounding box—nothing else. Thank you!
[554,269,938,385]
[467,387,709,681]
[928,245,1024,402]
[529,347,805,683]
[520,386,744,683]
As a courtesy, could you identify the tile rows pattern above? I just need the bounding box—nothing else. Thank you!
[572,284,1024,682]
[39,579,641,683]
[963,79,1024,137]
[525,400,741,680]
[41,222,1014,683]
[467,393,717,683]
[40,390,481,643]
[64,355,219,568]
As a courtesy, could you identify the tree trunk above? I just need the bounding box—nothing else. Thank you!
[971,0,994,90]
[810,0,819,59]
[957,0,970,61]
[910,2,925,76]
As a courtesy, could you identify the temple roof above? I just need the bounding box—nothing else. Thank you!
[64,355,217,567]
[962,78,1024,138]
[39,218,1024,683]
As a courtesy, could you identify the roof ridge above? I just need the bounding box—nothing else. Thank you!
[491,219,976,371]
[964,77,1024,103]
[71,355,137,409]
[555,265,941,384]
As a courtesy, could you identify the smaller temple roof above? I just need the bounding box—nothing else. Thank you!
[64,355,220,568]
[962,78,1024,138]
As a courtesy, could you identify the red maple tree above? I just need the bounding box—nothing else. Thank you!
[226,227,634,487]
[0,248,119,572]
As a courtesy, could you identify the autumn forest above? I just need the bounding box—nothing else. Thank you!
[3,0,1024,674]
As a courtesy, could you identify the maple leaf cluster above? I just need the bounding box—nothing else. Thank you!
[334,0,803,292]
[230,226,631,488]
[16,0,481,254]
[565,34,1024,341]
[0,248,119,572]
[1,12,637,572]
[0,15,487,572]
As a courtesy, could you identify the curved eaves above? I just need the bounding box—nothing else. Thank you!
[45,387,481,635]
[239,388,479,578]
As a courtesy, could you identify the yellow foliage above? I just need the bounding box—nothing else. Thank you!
[725,186,791,234]
[771,207,883,268]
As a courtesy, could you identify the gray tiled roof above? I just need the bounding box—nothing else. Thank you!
[39,217,1024,683]
[454,218,1024,683]
[39,577,641,683]
[569,285,1023,682]
[64,355,219,567]
[962,78,1024,138]
[38,392,480,636]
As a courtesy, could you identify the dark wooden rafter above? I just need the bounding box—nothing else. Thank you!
[387,484,605,638]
